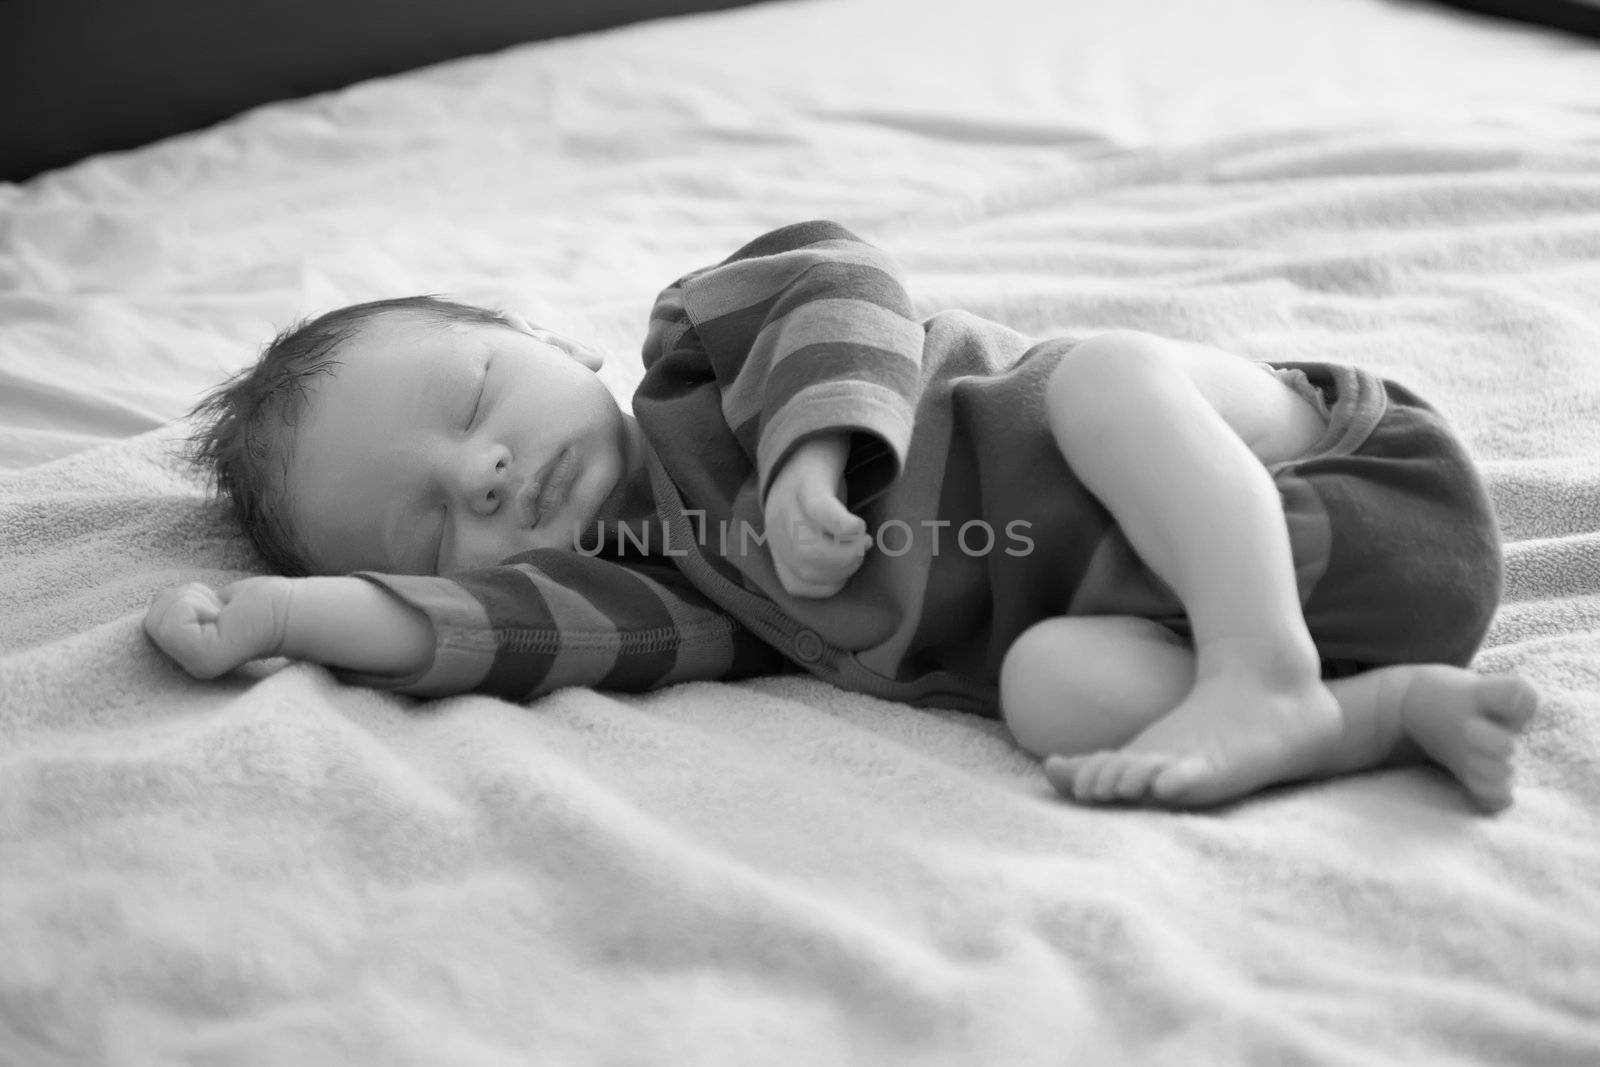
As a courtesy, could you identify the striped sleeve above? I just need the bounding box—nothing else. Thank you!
[337,552,787,701]
[677,220,926,507]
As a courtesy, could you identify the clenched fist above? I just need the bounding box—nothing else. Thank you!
[143,577,292,679]
[764,434,872,599]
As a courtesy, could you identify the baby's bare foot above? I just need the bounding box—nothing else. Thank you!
[1392,667,1539,812]
[1044,674,1345,809]
[1043,663,1540,812]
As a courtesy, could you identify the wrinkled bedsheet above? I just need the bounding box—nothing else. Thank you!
[3,0,1600,1061]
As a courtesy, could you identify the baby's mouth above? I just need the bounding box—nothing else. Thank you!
[519,448,578,529]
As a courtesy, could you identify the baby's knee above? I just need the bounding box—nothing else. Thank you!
[1000,616,1194,757]
[1000,620,1064,715]
[1052,330,1171,384]
[1000,621,1071,755]
[1046,330,1179,426]
[1001,617,1137,743]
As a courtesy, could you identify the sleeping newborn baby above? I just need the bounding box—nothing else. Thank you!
[145,220,1538,812]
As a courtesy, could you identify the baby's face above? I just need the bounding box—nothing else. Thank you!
[280,313,639,575]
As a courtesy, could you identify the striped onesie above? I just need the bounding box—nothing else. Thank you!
[344,221,1502,714]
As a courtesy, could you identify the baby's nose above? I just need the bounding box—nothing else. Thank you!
[470,486,499,517]
[466,456,510,517]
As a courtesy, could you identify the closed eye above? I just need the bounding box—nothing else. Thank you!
[464,362,489,430]
[431,505,450,574]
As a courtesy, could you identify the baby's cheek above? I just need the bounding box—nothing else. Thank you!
[447,527,524,573]
[536,517,591,556]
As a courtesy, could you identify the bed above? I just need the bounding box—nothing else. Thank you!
[3,0,1599,1060]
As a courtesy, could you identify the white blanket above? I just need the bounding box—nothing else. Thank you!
[3,0,1600,1061]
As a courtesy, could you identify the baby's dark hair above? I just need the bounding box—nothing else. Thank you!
[187,294,514,575]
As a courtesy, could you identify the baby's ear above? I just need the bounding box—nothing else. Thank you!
[506,313,604,371]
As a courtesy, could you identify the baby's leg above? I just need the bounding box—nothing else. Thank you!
[1000,616,1539,810]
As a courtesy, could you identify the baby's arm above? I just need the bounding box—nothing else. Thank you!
[146,554,789,697]
[763,433,872,599]
[144,576,433,680]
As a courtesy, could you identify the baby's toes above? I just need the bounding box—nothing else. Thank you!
[1483,675,1540,730]
[1084,753,1173,803]
[1043,754,1092,800]
[1108,756,1168,802]
[1149,755,1218,806]
[1074,753,1132,802]
[1087,754,1147,802]
[1043,753,1114,803]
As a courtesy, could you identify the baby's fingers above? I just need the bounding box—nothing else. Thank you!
[799,481,868,541]
[144,583,220,632]
[776,530,871,599]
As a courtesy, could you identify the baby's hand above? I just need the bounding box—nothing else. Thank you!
[142,577,293,679]
[764,436,871,599]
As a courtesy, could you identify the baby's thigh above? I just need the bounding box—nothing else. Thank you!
[1166,338,1332,465]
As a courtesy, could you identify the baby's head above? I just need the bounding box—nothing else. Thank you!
[189,295,640,577]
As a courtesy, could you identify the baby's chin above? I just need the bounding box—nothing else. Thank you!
[453,520,594,573]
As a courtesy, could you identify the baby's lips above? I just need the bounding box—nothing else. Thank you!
[516,459,555,527]
[537,449,579,520]
[519,448,577,528]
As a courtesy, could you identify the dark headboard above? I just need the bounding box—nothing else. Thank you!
[1,0,770,182]
[1427,0,1600,38]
